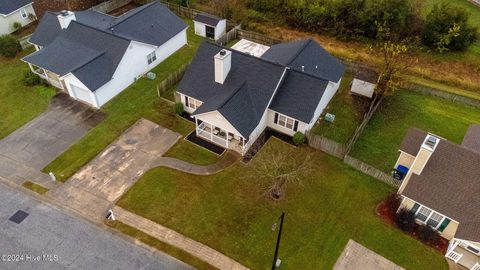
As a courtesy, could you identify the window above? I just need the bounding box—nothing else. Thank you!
[413,204,449,230]
[21,9,27,19]
[274,112,298,131]
[184,96,202,110]
[147,51,156,65]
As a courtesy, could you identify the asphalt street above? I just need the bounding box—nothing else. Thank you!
[0,181,194,270]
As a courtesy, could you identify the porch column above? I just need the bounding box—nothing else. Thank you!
[210,125,213,141]
[28,63,35,73]
[43,68,51,84]
[226,130,229,148]
[195,118,199,136]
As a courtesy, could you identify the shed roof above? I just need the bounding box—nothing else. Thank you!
[194,13,222,26]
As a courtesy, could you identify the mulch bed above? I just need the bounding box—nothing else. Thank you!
[179,112,195,123]
[376,200,449,254]
[242,128,296,163]
[186,131,225,155]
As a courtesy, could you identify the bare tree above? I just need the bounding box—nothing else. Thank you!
[253,147,313,200]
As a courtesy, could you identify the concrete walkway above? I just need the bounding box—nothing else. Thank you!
[154,151,240,175]
[113,206,250,270]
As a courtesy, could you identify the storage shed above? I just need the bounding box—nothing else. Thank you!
[193,13,226,41]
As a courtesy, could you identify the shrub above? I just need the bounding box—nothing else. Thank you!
[174,102,184,115]
[13,22,22,31]
[23,71,46,86]
[0,35,21,57]
[422,3,478,52]
[293,132,306,146]
[384,193,401,215]
[395,208,416,232]
[418,224,440,245]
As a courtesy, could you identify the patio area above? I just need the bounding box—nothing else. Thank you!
[447,244,480,270]
[196,120,246,154]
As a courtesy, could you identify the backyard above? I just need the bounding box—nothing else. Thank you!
[350,90,480,172]
[0,49,56,139]
[311,71,369,144]
[43,20,221,181]
[117,138,448,270]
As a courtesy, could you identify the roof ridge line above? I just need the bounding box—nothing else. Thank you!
[244,82,260,121]
[70,51,106,74]
[70,20,131,42]
[285,39,312,65]
[218,80,247,110]
[107,1,156,28]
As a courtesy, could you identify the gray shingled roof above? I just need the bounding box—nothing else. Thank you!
[179,42,286,137]
[262,39,345,82]
[24,21,130,91]
[0,0,31,15]
[107,1,187,46]
[462,125,480,153]
[270,70,329,123]
[400,128,480,242]
[193,13,221,26]
[178,42,333,138]
[25,1,186,91]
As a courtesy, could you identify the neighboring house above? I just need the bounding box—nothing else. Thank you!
[22,1,187,108]
[176,39,345,155]
[193,13,226,41]
[394,126,480,270]
[0,0,36,35]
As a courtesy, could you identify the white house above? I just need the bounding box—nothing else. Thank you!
[0,0,36,35]
[193,13,226,41]
[22,1,188,108]
[176,39,345,155]
[394,126,480,270]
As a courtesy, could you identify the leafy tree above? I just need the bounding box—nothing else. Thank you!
[422,3,478,52]
[0,35,21,58]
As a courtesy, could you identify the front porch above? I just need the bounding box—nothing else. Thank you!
[28,63,65,90]
[446,241,480,270]
[195,120,246,155]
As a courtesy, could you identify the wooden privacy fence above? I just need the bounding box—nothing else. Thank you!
[344,155,401,188]
[405,83,480,108]
[90,0,133,13]
[306,132,347,159]
[156,63,189,97]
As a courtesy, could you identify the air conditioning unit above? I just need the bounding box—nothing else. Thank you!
[146,72,156,80]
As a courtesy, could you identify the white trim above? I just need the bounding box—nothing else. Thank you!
[413,204,449,230]
[402,196,459,224]
[446,250,463,263]
[471,262,480,270]
[0,3,33,17]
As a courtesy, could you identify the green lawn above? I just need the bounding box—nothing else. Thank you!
[0,50,56,139]
[312,72,369,144]
[118,138,448,270]
[350,90,480,172]
[43,20,207,182]
[22,181,49,195]
[164,139,221,165]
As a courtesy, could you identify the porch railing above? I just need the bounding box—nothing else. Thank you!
[446,250,463,263]
[472,262,480,270]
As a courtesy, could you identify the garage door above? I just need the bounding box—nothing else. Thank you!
[70,84,94,106]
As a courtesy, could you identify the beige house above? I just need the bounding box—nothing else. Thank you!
[0,0,35,35]
[395,126,480,270]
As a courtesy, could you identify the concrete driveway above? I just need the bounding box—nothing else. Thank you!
[48,119,181,221]
[0,94,103,185]
[0,181,193,270]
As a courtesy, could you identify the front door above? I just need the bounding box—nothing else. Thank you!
[205,25,215,39]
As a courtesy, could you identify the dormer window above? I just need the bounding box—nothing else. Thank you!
[147,51,157,65]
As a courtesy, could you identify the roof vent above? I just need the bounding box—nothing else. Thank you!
[425,136,437,148]
[220,50,227,56]
[60,10,69,16]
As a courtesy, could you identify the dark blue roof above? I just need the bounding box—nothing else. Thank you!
[179,42,286,138]
[0,0,31,15]
[193,13,222,26]
[24,21,130,91]
[262,39,345,82]
[178,42,333,137]
[25,1,186,91]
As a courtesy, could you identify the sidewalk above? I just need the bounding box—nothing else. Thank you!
[154,151,240,175]
[113,206,250,270]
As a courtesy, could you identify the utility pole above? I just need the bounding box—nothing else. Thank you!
[271,212,285,270]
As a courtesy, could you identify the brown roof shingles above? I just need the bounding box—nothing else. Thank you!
[462,125,480,153]
[400,128,480,242]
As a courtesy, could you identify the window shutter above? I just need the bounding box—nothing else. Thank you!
[274,113,278,124]
[411,203,420,214]
[184,96,189,107]
[294,120,298,131]
[438,218,450,232]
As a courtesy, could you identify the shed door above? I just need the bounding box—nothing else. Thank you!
[205,25,215,39]
[71,84,94,106]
